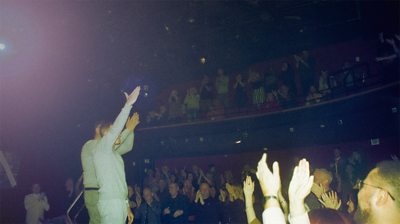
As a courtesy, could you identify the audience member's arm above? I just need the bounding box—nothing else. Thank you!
[256,153,286,224]
[243,176,261,224]
[288,159,314,224]
[278,190,289,222]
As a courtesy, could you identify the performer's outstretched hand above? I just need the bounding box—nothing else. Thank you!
[127,207,134,224]
[126,112,140,131]
[124,86,141,106]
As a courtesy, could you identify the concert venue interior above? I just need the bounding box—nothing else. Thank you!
[0,1,399,224]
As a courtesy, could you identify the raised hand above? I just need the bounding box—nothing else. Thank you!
[288,159,314,203]
[126,112,140,131]
[319,191,342,210]
[256,153,281,197]
[124,86,141,106]
[195,190,204,205]
[311,183,326,199]
[243,176,254,197]
[288,159,314,217]
[219,189,227,202]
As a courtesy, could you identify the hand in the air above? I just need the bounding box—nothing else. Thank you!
[124,86,141,106]
[126,112,140,131]
[256,153,281,197]
[288,159,314,203]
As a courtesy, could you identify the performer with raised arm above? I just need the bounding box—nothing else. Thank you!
[81,86,140,224]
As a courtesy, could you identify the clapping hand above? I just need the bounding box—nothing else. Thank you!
[219,189,227,202]
[243,176,254,198]
[124,86,141,106]
[163,207,171,215]
[256,153,281,197]
[289,159,313,202]
[173,210,183,218]
[288,159,314,217]
[311,183,326,199]
[195,190,204,205]
[319,191,342,210]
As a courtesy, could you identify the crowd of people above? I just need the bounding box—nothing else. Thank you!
[24,147,400,224]
[144,33,400,126]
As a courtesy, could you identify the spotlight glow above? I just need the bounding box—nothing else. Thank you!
[0,43,5,50]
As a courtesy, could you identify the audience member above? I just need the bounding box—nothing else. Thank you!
[305,86,323,105]
[276,84,293,109]
[318,70,331,96]
[183,87,200,122]
[353,160,400,224]
[24,183,50,224]
[63,177,76,212]
[305,168,333,210]
[279,62,297,95]
[182,179,196,202]
[199,75,214,116]
[193,182,223,223]
[248,70,265,107]
[233,73,248,108]
[168,90,183,122]
[161,183,190,224]
[215,69,230,109]
[135,187,162,224]
[295,50,316,96]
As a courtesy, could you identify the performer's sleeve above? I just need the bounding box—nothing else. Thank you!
[114,129,134,155]
[101,104,132,152]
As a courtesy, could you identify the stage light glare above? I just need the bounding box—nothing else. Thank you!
[0,43,5,50]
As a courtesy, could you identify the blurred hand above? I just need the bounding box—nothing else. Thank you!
[256,153,280,197]
[395,34,400,41]
[243,176,254,197]
[126,112,140,131]
[311,183,326,199]
[319,191,342,210]
[135,194,142,207]
[173,210,183,218]
[124,86,141,106]
[219,189,227,202]
[163,207,171,215]
[288,159,314,203]
[195,190,204,205]
[127,208,134,224]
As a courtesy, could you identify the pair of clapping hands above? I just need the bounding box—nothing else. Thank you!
[163,207,184,218]
[243,153,313,215]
